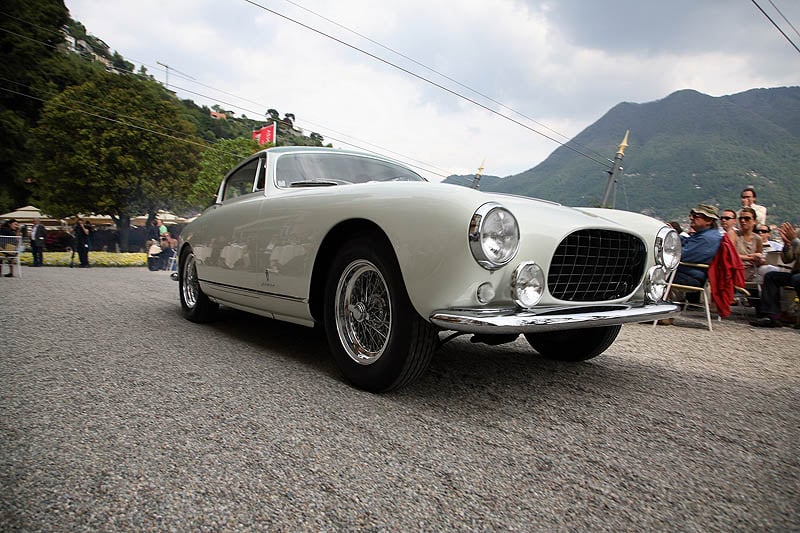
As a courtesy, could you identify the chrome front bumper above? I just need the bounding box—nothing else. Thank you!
[430,302,679,334]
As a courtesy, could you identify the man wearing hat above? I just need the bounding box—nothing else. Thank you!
[672,203,723,288]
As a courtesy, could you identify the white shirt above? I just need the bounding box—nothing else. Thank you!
[752,203,767,225]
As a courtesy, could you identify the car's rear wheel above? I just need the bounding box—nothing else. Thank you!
[524,325,621,362]
[324,236,438,392]
[179,247,218,322]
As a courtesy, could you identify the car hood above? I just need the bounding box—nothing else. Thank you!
[478,191,658,236]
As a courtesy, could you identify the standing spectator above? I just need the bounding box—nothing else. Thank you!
[740,186,767,225]
[751,222,800,327]
[733,207,764,281]
[29,217,46,267]
[718,208,738,242]
[73,217,92,268]
[673,204,723,287]
[1,218,21,277]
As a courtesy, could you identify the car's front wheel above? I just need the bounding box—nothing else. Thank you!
[524,325,621,362]
[324,236,438,392]
[179,247,218,322]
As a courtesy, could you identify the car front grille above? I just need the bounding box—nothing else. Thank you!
[548,229,647,302]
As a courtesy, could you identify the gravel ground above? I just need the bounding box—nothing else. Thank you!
[1,266,798,531]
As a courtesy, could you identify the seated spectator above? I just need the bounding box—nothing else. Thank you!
[667,221,688,238]
[754,223,784,283]
[757,224,783,252]
[157,234,175,270]
[732,207,764,282]
[672,204,723,288]
[740,186,767,225]
[751,222,800,327]
[718,209,739,242]
[1,218,21,277]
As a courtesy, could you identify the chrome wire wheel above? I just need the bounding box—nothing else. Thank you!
[181,252,199,309]
[335,259,392,365]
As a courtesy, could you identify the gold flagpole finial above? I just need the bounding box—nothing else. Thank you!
[617,130,630,157]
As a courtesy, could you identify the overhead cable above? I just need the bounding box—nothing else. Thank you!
[275,0,608,162]
[241,0,611,168]
[751,0,800,54]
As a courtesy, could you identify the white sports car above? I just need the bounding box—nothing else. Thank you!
[178,147,681,391]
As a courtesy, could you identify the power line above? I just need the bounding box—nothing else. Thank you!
[274,0,608,162]
[0,22,450,177]
[0,84,251,158]
[2,7,611,175]
[241,0,611,168]
[751,0,800,54]
[167,82,452,177]
[767,0,800,40]
[0,14,457,178]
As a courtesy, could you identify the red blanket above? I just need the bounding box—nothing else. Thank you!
[708,234,745,318]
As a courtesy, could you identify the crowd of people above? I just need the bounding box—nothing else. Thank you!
[664,186,799,329]
[1,215,178,275]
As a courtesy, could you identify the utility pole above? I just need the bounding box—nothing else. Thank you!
[601,130,629,208]
[156,61,170,90]
[156,62,195,92]
[471,159,486,189]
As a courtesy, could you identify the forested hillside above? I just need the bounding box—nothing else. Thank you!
[0,0,326,215]
[446,87,799,225]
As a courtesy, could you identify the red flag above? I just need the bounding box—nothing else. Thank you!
[252,123,276,145]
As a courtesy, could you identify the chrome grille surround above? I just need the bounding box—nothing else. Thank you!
[548,229,647,302]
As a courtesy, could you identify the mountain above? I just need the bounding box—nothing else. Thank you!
[445,87,800,225]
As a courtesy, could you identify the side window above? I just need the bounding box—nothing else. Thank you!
[222,159,260,201]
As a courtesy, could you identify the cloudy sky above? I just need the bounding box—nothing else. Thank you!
[64,0,799,180]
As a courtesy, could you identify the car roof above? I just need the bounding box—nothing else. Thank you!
[258,146,398,162]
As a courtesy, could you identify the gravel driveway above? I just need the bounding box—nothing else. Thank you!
[1,266,798,531]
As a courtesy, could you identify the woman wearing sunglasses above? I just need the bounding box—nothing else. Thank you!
[734,207,765,281]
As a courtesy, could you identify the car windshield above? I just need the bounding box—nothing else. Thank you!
[275,153,424,188]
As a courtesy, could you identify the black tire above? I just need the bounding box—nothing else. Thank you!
[524,325,621,362]
[324,235,438,392]
[179,247,218,323]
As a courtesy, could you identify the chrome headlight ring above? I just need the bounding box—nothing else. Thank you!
[644,265,670,303]
[654,226,681,271]
[511,262,545,308]
[469,202,520,270]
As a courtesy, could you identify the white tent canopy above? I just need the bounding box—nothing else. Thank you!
[132,211,189,226]
[0,205,63,226]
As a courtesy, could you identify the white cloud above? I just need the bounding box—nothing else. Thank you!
[65,0,800,179]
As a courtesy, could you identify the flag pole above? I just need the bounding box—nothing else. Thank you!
[471,158,486,189]
[601,130,629,208]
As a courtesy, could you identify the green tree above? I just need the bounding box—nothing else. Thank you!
[189,137,262,207]
[0,0,96,209]
[28,72,202,250]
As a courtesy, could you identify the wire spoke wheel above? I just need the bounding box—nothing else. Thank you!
[182,252,200,309]
[335,259,391,365]
[179,247,217,322]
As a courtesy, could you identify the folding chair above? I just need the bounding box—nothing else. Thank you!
[656,261,750,331]
[0,234,23,278]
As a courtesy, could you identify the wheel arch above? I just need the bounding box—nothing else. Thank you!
[309,219,396,323]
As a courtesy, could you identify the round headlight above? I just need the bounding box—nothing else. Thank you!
[655,226,681,270]
[469,203,519,270]
[512,262,545,308]
[645,266,669,303]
